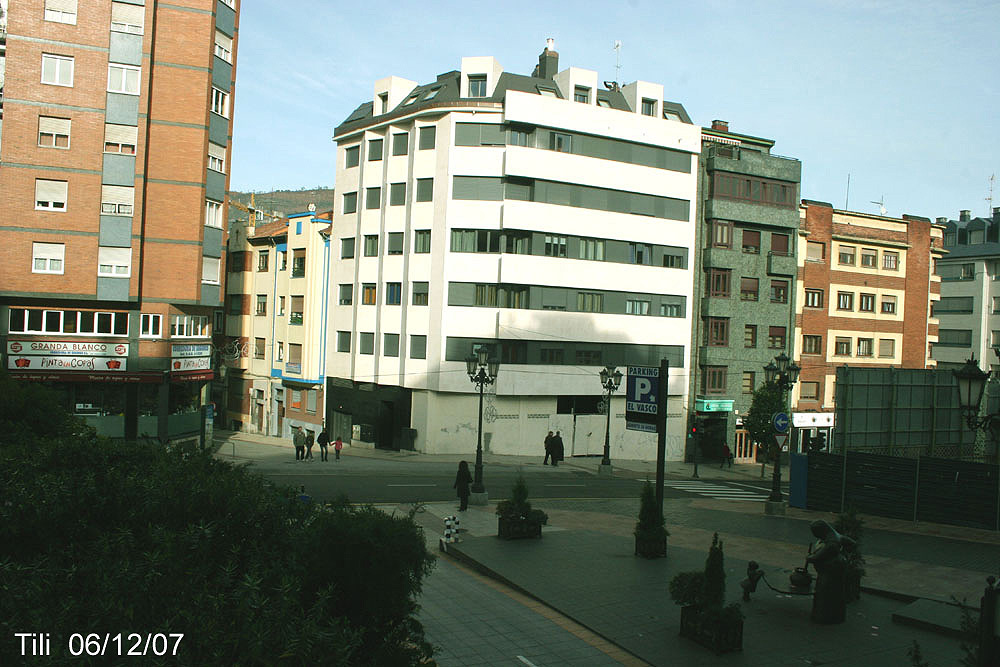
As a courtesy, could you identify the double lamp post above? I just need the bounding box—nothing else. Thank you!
[466,346,499,495]
[763,352,800,503]
[953,348,1000,451]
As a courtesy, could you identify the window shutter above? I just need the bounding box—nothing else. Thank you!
[39,116,71,134]
[208,143,226,160]
[36,179,68,200]
[102,185,135,206]
[214,30,232,52]
[99,246,131,265]
[46,0,77,11]
[480,124,505,145]
[105,123,138,144]
[202,256,220,282]
[111,2,144,26]
[33,242,65,260]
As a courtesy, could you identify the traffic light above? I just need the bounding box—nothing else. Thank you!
[813,431,827,451]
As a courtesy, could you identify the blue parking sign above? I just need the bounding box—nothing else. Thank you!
[626,366,659,426]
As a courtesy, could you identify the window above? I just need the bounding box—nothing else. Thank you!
[857,338,874,357]
[597,98,611,108]
[451,229,499,253]
[550,132,572,153]
[336,331,351,352]
[205,200,223,228]
[799,382,819,401]
[509,128,530,146]
[341,237,355,258]
[362,284,376,305]
[579,238,605,261]
[389,182,406,206]
[384,333,400,358]
[883,251,899,270]
[208,143,226,173]
[368,138,383,161]
[416,178,433,202]
[255,295,267,316]
[544,235,567,257]
[837,292,854,311]
[540,348,564,364]
[140,313,161,338]
[289,296,303,325]
[805,289,823,308]
[860,248,877,268]
[703,366,727,395]
[577,292,603,313]
[575,349,602,365]
[45,0,77,24]
[711,220,732,248]
[626,299,650,315]
[211,87,229,117]
[468,75,487,98]
[418,126,436,150]
[335,284,352,306]
[98,247,131,277]
[279,251,287,270]
[537,87,558,98]
[201,256,219,284]
[343,192,358,214]
[9,309,129,336]
[213,29,232,60]
[288,344,302,368]
[104,124,137,154]
[410,335,427,359]
[960,263,974,280]
[742,230,761,254]
[878,339,895,358]
[629,242,652,265]
[993,296,1000,314]
[386,282,402,305]
[227,295,242,315]
[835,337,851,356]
[770,233,790,256]
[938,329,972,346]
[254,338,266,359]
[38,116,71,149]
[100,185,134,216]
[706,318,729,346]
[768,326,786,349]
[641,98,656,116]
[707,269,731,298]
[770,280,788,304]
[378,92,389,114]
[391,133,408,156]
[41,54,74,87]
[858,293,875,312]
[414,230,431,253]
[475,285,498,307]
[412,281,429,306]
[574,86,590,104]
[344,146,361,169]
[402,93,419,106]
[711,173,796,208]
[742,372,756,394]
[171,315,209,338]
[32,242,65,274]
[744,325,757,348]
[35,179,68,211]
[366,187,381,210]
[740,277,759,301]
[359,333,375,355]
[363,235,379,257]
[802,335,823,355]
[291,249,305,277]
[278,296,285,315]
[806,241,824,262]
[387,232,404,255]
[276,342,284,362]
[838,245,855,265]
[257,250,269,271]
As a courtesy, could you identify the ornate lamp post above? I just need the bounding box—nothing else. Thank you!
[598,366,623,471]
[953,351,1000,440]
[466,346,499,494]
[763,352,801,503]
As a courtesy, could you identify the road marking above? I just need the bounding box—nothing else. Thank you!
[516,656,539,666]
[387,484,436,487]
[659,480,769,502]
[545,484,586,487]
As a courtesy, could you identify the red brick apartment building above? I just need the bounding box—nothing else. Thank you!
[0,0,240,441]
[792,201,945,428]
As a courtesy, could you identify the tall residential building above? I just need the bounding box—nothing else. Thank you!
[327,43,700,460]
[688,120,801,462]
[932,208,1000,373]
[792,201,944,443]
[222,209,332,439]
[1,0,240,441]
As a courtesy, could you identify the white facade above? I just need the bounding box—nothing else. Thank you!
[328,52,700,461]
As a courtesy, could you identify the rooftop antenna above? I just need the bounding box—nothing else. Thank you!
[987,173,995,214]
[870,195,887,216]
[845,173,850,210]
[613,40,622,87]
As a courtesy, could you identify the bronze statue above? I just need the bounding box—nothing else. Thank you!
[806,520,856,624]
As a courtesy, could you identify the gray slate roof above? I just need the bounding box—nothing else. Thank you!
[939,215,1000,260]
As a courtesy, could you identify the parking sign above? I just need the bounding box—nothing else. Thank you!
[626,366,658,427]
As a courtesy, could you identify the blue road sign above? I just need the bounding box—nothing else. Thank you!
[626,366,659,425]
[772,412,790,433]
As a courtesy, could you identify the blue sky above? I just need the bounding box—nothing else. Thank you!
[231,0,1000,221]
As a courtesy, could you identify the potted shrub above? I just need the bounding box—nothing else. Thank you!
[669,533,743,654]
[834,506,866,602]
[634,481,668,558]
[495,475,548,540]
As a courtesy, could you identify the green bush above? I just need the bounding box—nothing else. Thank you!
[496,474,548,524]
[634,481,669,540]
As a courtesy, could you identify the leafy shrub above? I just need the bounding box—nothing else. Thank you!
[634,481,669,540]
[496,474,548,524]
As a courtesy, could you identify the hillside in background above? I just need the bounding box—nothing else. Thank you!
[228,188,334,222]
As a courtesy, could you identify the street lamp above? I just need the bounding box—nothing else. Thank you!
[598,365,623,468]
[763,352,801,503]
[466,346,499,494]
[953,351,1000,436]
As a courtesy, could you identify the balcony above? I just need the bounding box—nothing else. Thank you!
[289,313,303,325]
[767,251,796,276]
[701,247,738,270]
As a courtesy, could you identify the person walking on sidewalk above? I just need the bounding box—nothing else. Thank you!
[721,444,733,469]
[334,435,343,461]
[293,426,305,461]
[551,431,564,466]
[305,431,315,461]
[543,431,554,465]
[453,460,473,511]
[317,429,329,461]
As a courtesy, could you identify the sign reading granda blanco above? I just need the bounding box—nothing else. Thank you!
[7,340,129,356]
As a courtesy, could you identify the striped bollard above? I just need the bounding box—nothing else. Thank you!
[444,515,460,543]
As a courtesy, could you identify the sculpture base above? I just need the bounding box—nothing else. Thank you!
[598,463,613,478]
[468,491,489,506]
[764,500,786,516]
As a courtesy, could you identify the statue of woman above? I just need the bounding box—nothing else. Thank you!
[805,520,856,624]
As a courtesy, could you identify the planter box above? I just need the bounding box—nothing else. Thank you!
[635,533,667,559]
[679,605,743,654]
[498,516,542,540]
[845,568,862,602]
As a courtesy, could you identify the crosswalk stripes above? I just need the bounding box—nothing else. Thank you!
[659,480,769,502]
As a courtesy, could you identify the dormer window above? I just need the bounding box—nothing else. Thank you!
[574,86,590,104]
[402,93,419,105]
[423,87,441,100]
[596,98,611,108]
[468,75,487,98]
[537,86,558,98]
[641,98,656,116]
[663,109,682,121]
[378,92,388,114]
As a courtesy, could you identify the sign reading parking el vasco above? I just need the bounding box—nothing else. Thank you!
[626,366,659,430]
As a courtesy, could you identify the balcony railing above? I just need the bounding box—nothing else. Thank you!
[289,313,303,325]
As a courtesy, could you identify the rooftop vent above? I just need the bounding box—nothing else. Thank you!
[960,209,971,221]
[936,217,948,224]
[532,39,559,80]
[711,120,729,132]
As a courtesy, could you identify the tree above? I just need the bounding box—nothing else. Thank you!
[743,381,785,459]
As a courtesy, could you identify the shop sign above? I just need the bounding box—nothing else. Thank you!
[172,371,214,382]
[8,355,127,371]
[7,340,128,356]
[171,357,210,372]
[171,344,211,358]
[10,371,161,383]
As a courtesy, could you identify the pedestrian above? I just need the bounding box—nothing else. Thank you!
[317,429,329,461]
[305,431,314,460]
[543,431,554,465]
[454,460,473,511]
[551,431,564,467]
[334,435,343,461]
[723,444,734,468]
[293,426,305,461]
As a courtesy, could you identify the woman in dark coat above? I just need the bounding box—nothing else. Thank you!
[454,460,473,511]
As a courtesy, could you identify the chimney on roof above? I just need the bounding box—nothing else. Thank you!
[711,120,729,132]
[532,38,559,80]
[960,209,971,221]
[936,217,948,224]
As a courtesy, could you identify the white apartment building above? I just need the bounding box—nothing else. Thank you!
[327,43,700,461]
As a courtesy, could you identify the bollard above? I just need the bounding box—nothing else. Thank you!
[443,515,461,543]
